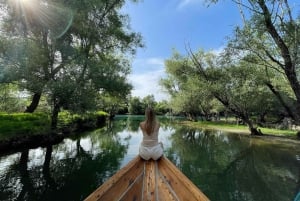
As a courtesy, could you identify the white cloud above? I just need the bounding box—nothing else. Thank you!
[177,0,204,10]
[129,57,169,101]
[210,46,225,55]
[132,57,165,73]
[146,58,164,66]
[128,46,224,101]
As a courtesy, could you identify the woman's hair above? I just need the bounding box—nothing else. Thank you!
[144,107,156,135]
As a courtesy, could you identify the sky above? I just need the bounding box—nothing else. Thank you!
[123,0,242,101]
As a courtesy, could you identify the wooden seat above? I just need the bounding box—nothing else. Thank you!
[84,156,210,201]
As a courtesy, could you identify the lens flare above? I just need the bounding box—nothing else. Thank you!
[19,0,30,3]
[8,0,73,39]
[37,3,74,38]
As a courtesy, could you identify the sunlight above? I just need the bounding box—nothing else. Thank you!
[11,0,36,9]
[18,0,30,3]
[7,0,73,38]
[8,0,39,19]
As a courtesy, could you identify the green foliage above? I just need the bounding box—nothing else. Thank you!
[160,0,300,132]
[161,50,219,120]
[183,120,297,137]
[154,100,170,115]
[0,0,142,128]
[0,112,51,139]
[128,96,144,115]
[128,95,169,115]
[142,95,156,108]
[0,110,108,140]
[224,0,300,122]
[57,110,81,127]
[57,110,108,127]
[97,93,129,116]
[96,111,109,116]
[0,83,27,112]
[162,47,294,133]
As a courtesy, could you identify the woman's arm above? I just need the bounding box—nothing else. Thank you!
[140,122,144,130]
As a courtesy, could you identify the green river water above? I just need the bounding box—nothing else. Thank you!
[0,115,299,201]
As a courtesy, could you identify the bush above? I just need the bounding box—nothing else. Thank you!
[0,111,108,140]
[0,113,51,140]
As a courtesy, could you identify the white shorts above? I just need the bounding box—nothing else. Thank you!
[139,142,163,160]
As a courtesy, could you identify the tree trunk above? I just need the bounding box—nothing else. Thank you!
[244,118,263,135]
[17,149,33,201]
[258,0,300,123]
[43,146,52,172]
[265,82,296,120]
[24,92,41,113]
[51,101,60,129]
[43,146,56,187]
[19,149,29,169]
[257,111,267,126]
[186,112,197,122]
[215,94,262,135]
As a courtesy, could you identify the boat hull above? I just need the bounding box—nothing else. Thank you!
[84,156,210,201]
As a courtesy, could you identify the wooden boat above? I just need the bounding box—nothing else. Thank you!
[84,156,210,201]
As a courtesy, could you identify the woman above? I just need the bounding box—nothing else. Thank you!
[139,107,163,160]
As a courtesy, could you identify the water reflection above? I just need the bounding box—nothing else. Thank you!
[0,116,299,201]
[166,126,300,201]
[0,128,130,201]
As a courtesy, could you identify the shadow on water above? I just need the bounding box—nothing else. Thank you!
[0,115,299,201]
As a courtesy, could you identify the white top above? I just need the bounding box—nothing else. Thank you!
[140,122,160,147]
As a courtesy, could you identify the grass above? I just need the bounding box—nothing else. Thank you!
[0,111,108,141]
[0,112,51,140]
[180,120,298,138]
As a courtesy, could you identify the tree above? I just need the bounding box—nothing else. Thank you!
[189,49,281,134]
[142,95,156,108]
[161,48,283,134]
[211,0,300,123]
[154,100,170,115]
[0,83,26,112]
[161,50,216,121]
[128,96,144,115]
[0,0,142,128]
[97,92,131,118]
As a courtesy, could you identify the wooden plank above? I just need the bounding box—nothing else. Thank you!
[157,157,210,201]
[156,166,179,201]
[85,156,210,201]
[142,159,156,201]
[119,172,144,201]
[84,156,144,201]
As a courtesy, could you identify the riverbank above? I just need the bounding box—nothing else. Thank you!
[179,120,299,140]
[0,111,108,154]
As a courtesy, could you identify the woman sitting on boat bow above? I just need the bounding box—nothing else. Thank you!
[139,107,163,160]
